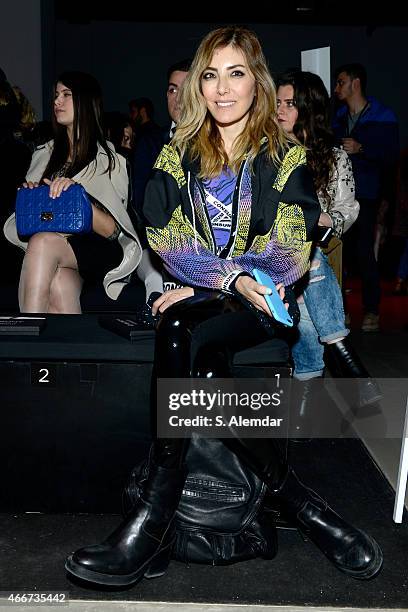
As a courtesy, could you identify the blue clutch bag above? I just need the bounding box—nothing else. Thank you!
[15,184,93,237]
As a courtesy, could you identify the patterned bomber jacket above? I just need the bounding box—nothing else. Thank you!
[142,143,320,291]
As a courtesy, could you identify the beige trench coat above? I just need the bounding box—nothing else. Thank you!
[3,140,143,300]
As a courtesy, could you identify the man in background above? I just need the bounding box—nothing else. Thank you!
[131,60,191,214]
[332,63,399,332]
[165,58,191,142]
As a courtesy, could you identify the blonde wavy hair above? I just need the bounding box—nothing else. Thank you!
[172,25,289,177]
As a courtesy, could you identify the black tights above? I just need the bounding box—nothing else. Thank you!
[151,291,288,488]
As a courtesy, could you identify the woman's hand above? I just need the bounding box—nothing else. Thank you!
[21,181,39,189]
[152,287,194,315]
[43,177,76,199]
[235,275,286,317]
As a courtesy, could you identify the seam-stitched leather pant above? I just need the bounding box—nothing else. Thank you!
[151,290,288,488]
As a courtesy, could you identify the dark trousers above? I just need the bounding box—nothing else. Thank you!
[344,198,381,314]
[152,291,288,485]
[155,291,268,378]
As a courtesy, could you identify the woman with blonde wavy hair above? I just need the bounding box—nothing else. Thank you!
[66,26,382,587]
[173,26,286,176]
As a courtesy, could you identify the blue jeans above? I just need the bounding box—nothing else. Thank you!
[292,247,349,380]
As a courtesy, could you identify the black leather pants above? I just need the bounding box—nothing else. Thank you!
[151,291,287,485]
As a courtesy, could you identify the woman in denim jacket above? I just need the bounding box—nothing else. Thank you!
[276,70,381,410]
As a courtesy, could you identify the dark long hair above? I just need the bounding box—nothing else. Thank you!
[276,70,336,203]
[43,71,115,179]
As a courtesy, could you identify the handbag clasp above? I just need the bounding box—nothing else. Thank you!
[41,212,54,222]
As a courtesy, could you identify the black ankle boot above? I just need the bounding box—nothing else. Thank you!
[290,377,322,442]
[276,468,383,579]
[65,458,187,586]
[325,339,382,407]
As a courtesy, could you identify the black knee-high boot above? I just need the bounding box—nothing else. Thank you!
[65,307,197,587]
[65,299,234,587]
[325,338,382,407]
[227,436,383,579]
[65,439,189,586]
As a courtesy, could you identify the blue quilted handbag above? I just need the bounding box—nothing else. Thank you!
[15,184,92,237]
